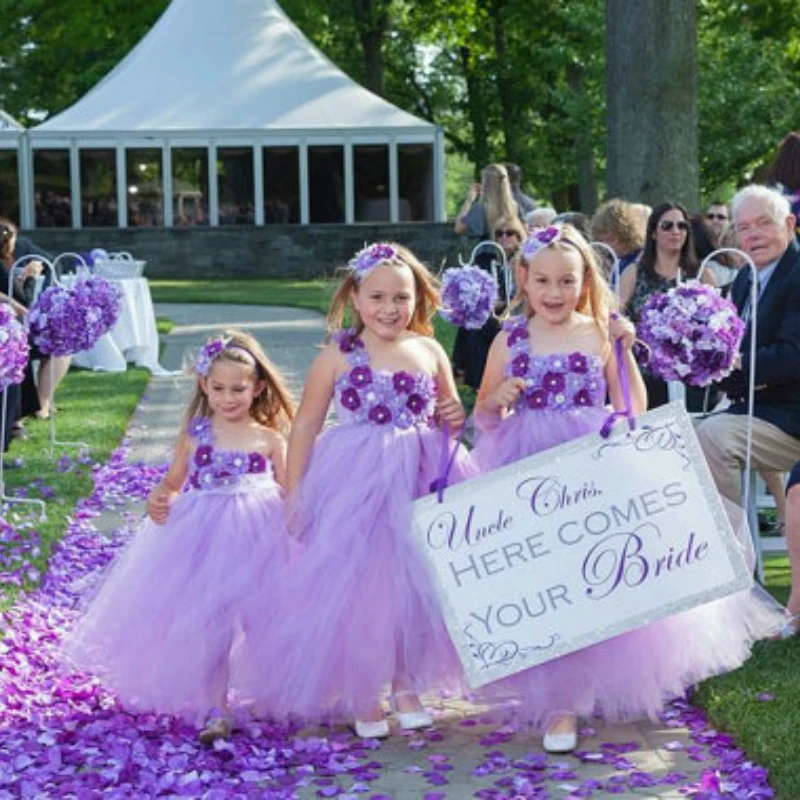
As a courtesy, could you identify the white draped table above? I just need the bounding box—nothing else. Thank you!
[68,277,170,374]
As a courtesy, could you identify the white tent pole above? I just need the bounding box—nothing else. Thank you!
[253,143,264,226]
[70,145,81,229]
[344,142,354,224]
[208,143,218,227]
[163,143,173,228]
[299,143,309,224]
[389,139,399,223]
[116,145,128,227]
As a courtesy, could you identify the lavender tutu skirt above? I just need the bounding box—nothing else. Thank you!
[472,409,785,726]
[258,423,473,722]
[63,477,286,724]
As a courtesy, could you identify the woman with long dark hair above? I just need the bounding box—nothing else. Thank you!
[619,202,716,409]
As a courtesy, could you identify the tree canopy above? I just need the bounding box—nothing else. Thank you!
[1,0,798,211]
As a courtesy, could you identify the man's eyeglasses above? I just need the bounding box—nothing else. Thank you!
[494,229,519,238]
[658,220,689,232]
[706,213,728,221]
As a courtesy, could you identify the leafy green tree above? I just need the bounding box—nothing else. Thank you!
[0,0,168,123]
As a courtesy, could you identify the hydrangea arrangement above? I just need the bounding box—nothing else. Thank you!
[439,265,498,329]
[348,242,398,279]
[635,281,744,387]
[28,277,122,356]
[0,304,29,391]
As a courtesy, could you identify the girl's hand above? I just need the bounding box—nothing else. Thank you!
[147,483,177,524]
[437,397,466,430]
[609,312,636,351]
[487,377,526,412]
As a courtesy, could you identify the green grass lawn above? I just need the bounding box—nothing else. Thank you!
[1,367,149,609]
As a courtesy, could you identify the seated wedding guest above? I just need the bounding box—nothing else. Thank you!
[452,215,525,389]
[696,185,800,507]
[552,211,591,239]
[0,218,69,422]
[525,206,556,232]
[590,198,645,278]
[619,202,715,411]
[778,463,800,635]
[704,200,730,246]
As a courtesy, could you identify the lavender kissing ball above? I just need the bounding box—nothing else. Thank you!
[0,304,29,391]
[636,281,744,387]
[439,265,498,329]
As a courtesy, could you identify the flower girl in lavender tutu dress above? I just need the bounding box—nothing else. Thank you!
[64,331,294,744]
[472,225,785,753]
[261,243,470,738]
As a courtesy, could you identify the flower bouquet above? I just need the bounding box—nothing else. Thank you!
[439,265,498,329]
[29,277,122,356]
[635,281,744,387]
[0,304,29,390]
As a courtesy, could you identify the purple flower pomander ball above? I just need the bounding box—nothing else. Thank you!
[0,304,29,391]
[636,280,745,387]
[439,265,499,329]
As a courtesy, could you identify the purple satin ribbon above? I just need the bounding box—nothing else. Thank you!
[430,421,465,503]
[600,338,636,438]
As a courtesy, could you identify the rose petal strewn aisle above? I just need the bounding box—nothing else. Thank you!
[0,446,776,797]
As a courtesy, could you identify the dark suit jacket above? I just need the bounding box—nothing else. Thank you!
[719,238,800,438]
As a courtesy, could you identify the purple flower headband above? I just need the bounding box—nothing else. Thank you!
[195,337,228,376]
[521,225,566,260]
[348,242,399,280]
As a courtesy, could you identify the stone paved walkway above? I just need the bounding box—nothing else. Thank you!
[121,303,717,799]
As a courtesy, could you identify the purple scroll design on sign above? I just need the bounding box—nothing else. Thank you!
[593,422,691,470]
[463,623,559,670]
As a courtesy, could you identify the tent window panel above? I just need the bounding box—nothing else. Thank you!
[33,149,72,228]
[80,149,118,227]
[399,144,434,222]
[309,146,344,224]
[126,149,163,227]
[263,147,299,224]
[0,151,19,223]
[354,146,389,222]
[218,147,254,225]
[172,148,209,227]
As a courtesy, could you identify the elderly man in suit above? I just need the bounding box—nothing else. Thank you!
[696,184,800,505]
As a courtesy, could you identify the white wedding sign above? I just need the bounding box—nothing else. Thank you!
[411,402,753,688]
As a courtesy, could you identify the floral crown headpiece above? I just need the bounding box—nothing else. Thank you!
[348,242,399,280]
[195,336,258,377]
[520,225,567,261]
[195,336,229,376]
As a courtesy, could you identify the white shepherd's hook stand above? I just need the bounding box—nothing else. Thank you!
[590,241,621,297]
[699,247,763,580]
[0,254,56,520]
[44,252,90,456]
[463,240,512,309]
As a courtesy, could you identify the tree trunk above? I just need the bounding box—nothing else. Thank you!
[567,64,599,214]
[460,45,491,173]
[352,0,389,95]
[605,0,698,209]
[489,0,522,165]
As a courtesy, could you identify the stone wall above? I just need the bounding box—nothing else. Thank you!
[23,224,472,279]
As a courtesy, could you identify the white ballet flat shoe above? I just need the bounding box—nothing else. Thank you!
[198,716,232,746]
[542,710,578,754]
[390,691,433,731]
[354,718,390,739]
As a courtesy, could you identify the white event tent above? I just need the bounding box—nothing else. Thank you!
[14,0,444,229]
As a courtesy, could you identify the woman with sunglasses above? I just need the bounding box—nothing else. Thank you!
[619,202,716,408]
[452,216,526,389]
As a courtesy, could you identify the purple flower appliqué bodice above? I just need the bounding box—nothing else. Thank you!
[186,417,273,492]
[503,316,606,412]
[333,330,436,429]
